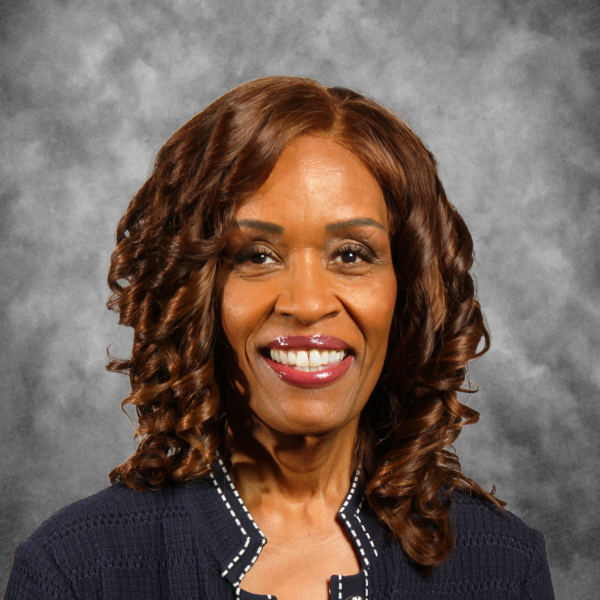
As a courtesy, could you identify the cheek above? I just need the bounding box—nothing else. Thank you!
[351,273,397,351]
[221,280,252,352]
[220,278,272,358]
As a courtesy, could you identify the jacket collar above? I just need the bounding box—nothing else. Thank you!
[190,454,383,594]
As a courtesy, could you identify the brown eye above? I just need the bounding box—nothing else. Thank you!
[235,244,278,266]
[333,243,374,265]
[336,250,363,264]
[250,252,276,265]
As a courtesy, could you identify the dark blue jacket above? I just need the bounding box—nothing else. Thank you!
[5,457,555,599]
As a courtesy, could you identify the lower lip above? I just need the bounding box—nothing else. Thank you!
[262,355,354,388]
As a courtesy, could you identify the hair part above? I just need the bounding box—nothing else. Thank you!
[107,75,505,572]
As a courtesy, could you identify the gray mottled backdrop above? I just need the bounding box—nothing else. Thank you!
[1,0,599,596]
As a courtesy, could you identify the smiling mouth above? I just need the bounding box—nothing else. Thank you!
[259,337,354,387]
[259,335,354,387]
[266,348,347,372]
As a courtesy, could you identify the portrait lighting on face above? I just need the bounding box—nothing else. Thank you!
[219,135,397,440]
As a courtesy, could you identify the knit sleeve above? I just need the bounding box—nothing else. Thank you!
[521,530,555,600]
[4,539,77,600]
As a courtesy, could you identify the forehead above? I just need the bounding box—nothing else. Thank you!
[234,135,389,233]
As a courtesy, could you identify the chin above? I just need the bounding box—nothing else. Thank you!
[260,404,357,439]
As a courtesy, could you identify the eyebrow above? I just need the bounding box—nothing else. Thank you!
[234,217,387,235]
[234,219,284,234]
[325,218,387,233]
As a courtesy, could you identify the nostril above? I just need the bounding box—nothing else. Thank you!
[273,288,342,324]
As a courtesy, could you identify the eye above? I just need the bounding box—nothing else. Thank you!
[336,249,363,264]
[235,244,278,266]
[250,252,276,265]
[333,243,373,264]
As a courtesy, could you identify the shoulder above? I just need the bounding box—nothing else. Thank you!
[443,490,555,598]
[450,489,544,550]
[25,478,211,548]
[5,478,216,600]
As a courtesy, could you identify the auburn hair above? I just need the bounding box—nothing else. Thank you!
[107,75,505,571]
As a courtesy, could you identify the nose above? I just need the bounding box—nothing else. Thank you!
[274,252,341,325]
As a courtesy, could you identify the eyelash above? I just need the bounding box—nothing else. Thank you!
[335,243,375,264]
[234,244,277,265]
[234,243,376,266]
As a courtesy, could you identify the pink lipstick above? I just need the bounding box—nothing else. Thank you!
[265,335,350,351]
[262,354,353,388]
[261,335,354,388]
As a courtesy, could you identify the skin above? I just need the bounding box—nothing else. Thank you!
[219,135,397,600]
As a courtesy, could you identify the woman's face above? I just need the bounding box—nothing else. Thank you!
[220,135,397,437]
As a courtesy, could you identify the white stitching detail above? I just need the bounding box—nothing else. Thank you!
[339,471,370,567]
[355,498,378,557]
[218,458,267,584]
[215,458,373,598]
[210,468,252,578]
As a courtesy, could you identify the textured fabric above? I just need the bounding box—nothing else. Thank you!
[5,459,555,600]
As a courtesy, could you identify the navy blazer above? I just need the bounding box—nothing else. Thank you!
[5,457,554,599]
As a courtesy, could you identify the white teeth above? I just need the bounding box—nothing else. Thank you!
[309,349,321,367]
[268,348,347,370]
[296,350,309,368]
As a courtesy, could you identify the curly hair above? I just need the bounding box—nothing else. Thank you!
[107,75,505,571]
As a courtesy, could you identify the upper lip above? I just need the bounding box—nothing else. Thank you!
[264,335,352,352]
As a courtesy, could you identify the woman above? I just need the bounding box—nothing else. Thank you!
[5,76,554,599]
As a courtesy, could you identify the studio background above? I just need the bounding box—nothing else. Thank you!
[1,0,599,596]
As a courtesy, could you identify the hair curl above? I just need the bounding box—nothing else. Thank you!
[107,75,505,571]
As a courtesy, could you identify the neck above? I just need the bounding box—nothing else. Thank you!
[225,410,359,505]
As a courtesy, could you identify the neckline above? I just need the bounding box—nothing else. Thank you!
[205,452,380,595]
